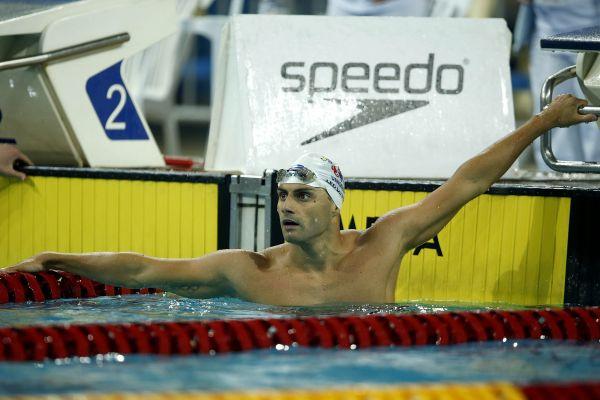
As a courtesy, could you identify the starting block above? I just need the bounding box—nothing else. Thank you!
[540,26,600,173]
[0,0,176,167]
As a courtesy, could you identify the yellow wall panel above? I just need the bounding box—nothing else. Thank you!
[485,195,504,303]
[93,179,107,251]
[20,179,34,261]
[105,180,120,253]
[142,181,157,256]
[118,179,132,252]
[204,185,218,253]
[342,189,570,306]
[472,194,491,302]
[130,180,144,254]
[446,205,465,302]
[155,181,169,258]
[167,183,182,258]
[192,184,206,257]
[497,196,517,303]
[69,178,83,254]
[0,176,220,268]
[7,181,22,264]
[523,196,544,305]
[57,178,71,253]
[180,183,194,258]
[81,177,95,253]
[0,180,8,262]
[44,177,59,255]
[459,200,478,302]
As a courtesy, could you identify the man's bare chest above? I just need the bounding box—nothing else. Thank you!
[235,254,397,305]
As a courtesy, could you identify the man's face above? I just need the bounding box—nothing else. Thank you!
[277,183,337,244]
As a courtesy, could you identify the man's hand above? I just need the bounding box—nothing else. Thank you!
[540,94,599,128]
[2,253,47,274]
[0,144,33,180]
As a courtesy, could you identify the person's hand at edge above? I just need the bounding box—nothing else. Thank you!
[0,144,33,180]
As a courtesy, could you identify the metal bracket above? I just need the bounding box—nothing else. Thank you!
[228,171,278,250]
[0,32,130,72]
[540,65,600,172]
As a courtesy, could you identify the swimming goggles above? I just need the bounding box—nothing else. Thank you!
[276,165,316,184]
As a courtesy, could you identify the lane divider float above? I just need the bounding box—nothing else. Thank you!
[0,271,161,303]
[0,305,598,361]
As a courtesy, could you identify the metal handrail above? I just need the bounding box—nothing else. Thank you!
[0,32,130,72]
[540,64,600,172]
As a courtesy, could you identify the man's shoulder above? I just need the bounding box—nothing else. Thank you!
[260,243,287,260]
[223,248,272,270]
[208,248,269,270]
[219,244,287,271]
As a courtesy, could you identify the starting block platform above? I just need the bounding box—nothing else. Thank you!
[0,0,175,167]
[540,26,600,52]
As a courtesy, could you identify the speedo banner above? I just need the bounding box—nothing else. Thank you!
[206,15,515,178]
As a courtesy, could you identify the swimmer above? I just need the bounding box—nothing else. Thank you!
[4,95,598,305]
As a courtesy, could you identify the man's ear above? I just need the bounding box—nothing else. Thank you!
[331,203,340,217]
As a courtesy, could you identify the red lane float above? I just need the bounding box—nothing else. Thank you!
[0,306,598,361]
[0,271,161,303]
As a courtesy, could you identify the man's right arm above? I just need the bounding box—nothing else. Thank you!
[3,250,256,298]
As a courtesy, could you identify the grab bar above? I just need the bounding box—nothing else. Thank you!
[0,32,130,72]
[540,65,600,173]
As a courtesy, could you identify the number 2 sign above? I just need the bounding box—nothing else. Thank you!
[86,61,149,140]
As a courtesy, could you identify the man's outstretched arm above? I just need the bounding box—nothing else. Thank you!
[371,94,598,252]
[3,250,257,298]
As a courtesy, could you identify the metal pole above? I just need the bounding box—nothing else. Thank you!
[579,106,600,116]
[0,33,130,72]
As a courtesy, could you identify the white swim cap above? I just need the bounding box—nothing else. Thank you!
[278,153,345,209]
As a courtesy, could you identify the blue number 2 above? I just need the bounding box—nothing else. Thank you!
[86,61,149,140]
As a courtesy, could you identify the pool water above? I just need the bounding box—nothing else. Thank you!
[0,293,522,327]
[0,341,599,395]
[0,294,598,396]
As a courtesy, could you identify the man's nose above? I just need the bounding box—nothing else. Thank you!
[280,198,295,214]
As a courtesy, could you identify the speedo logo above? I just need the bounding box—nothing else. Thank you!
[280,54,465,145]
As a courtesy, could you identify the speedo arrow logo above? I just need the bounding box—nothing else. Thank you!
[301,99,429,146]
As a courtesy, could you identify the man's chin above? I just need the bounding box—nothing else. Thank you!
[282,232,305,245]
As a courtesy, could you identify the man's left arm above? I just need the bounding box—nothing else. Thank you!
[371,94,597,252]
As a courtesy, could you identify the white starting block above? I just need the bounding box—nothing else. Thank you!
[0,0,176,167]
[206,15,515,178]
[540,26,600,173]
